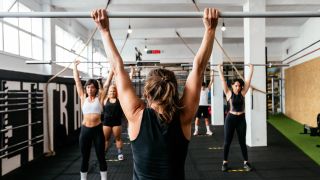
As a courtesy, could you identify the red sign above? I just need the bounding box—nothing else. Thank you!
[146,50,161,54]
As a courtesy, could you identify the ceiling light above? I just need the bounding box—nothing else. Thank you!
[221,22,226,31]
[128,25,132,34]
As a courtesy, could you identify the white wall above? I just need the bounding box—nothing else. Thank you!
[51,64,88,78]
[0,52,51,75]
[222,42,283,62]
[282,18,320,66]
[117,40,284,64]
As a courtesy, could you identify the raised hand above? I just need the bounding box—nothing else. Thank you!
[217,64,223,72]
[91,9,109,32]
[202,8,219,31]
[74,60,80,67]
[248,64,254,71]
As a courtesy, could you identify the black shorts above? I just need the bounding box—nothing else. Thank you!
[196,106,209,118]
[103,118,122,127]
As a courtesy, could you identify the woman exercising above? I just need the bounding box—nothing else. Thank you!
[218,64,254,172]
[92,8,219,179]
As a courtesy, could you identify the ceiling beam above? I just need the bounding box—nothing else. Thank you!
[51,0,244,6]
[267,0,320,5]
[102,26,299,40]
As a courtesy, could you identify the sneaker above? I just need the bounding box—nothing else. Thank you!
[221,162,228,172]
[206,130,213,136]
[193,131,199,136]
[243,162,253,171]
[118,154,124,161]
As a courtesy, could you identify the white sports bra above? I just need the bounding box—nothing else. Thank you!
[82,97,102,114]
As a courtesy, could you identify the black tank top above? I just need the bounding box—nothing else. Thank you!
[229,92,245,112]
[103,98,123,120]
[131,108,189,180]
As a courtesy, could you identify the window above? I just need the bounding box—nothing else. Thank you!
[92,50,108,77]
[32,18,42,37]
[0,0,16,12]
[19,31,31,57]
[0,1,43,60]
[55,25,89,73]
[4,24,18,54]
[55,26,64,46]
[32,36,43,60]
[55,46,64,62]
[18,3,31,32]
[3,1,18,26]
[0,22,3,50]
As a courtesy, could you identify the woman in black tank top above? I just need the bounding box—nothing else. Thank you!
[103,84,125,161]
[218,64,254,172]
[92,8,219,179]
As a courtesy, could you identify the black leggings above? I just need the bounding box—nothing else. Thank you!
[223,113,248,161]
[79,123,107,172]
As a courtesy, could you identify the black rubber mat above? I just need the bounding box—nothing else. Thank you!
[2,123,320,180]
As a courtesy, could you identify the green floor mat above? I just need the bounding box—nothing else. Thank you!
[268,114,320,165]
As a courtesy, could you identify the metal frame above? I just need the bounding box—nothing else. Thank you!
[0,107,43,114]
[279,78,283,113]
[0,135,43,153]
[181,63,290,67]
[26,60,160,64]
[1,121,42,132]
[26,60,108,64]
[0,97,43,101]
[271,77,275,114]
[56,44,88,60]
[1,11,320,18]
[0,91,43,95]
[0,139,44,159]
[0,102,43,107]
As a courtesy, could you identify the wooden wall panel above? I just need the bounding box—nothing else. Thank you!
[285,57,320,127]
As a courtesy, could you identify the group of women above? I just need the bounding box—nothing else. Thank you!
[73,7,254,180]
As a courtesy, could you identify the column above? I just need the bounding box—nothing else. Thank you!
[211,29,224,125]
[243,0,267,147]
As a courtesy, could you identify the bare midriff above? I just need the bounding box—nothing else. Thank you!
[229,111,245,116]
[82,113,102,127]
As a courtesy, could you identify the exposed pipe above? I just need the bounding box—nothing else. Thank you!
[181,63,289,67]
[25,60,107,64]
[286,47,320,64]
[1,11,320,18]
[26,60,160,64]
[281,39,320,62]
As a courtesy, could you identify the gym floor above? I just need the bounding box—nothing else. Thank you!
[3,122,320,180]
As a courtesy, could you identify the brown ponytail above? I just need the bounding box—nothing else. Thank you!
[143,69,181,123]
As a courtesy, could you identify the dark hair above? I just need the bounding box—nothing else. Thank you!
[202,82,206,87]
[143,69,181,123]
[231,79,244,91]
[84,79,99,96]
